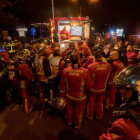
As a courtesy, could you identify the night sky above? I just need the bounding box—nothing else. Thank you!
[16,0,140,34]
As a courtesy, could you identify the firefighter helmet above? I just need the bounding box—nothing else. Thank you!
[93,44,103,52]
[20,49,30,59]
[115,64,140,89]
[51,97,66,110]
[38,45,46,56]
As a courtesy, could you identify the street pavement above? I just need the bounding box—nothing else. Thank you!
[0,45,115,140]
[0,95,121,140]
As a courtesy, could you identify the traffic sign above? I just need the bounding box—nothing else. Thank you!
[31,28,36,35]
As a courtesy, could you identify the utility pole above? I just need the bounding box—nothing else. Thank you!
[52,0,55,30]
[79,0,83,16]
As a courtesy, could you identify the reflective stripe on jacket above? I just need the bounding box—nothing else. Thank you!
[34,56,48,83]
[88,61,112,94]
[60,66,93,103]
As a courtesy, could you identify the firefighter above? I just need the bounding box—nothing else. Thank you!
[83,48,107,69]
[20,49,32,69]
[59,50,82,77]
[78,43,92,61]
[126,45,137,66]
[46,42,56,58]
[106,43,114,59]
[14,54,35,113]
[48,47,61,76]
[34,46,54,110]
[59,50,73,77]
[86,50,112,120]
[60,53,93,129]
[99,64,140,140]
[60,42,80,59]
[48,47,62,96]
[0,45,10,62]
[105,51,125,109]
[59,25,69,41]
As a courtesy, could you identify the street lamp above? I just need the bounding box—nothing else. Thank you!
[71,0,98,16]
[90,0,98,2]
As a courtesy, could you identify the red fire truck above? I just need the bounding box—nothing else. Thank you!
[50,16,91,52]
[32,16,91,52]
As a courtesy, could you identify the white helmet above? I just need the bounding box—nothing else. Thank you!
[20,49,30,59]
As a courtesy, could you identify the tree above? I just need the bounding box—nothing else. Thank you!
[0,0,18,26]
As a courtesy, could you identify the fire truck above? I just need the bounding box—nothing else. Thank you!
[32,16,91,52]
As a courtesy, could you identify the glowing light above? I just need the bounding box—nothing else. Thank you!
[111,31,114,35]
[90,0,98,2]
[131,80,135,84]
[60,44,65,48]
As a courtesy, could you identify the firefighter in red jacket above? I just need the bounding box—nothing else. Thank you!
[34,46,54,110]
[0,51,10,62]
[86,50,112,120]
[126,45,137,66]
[0,46,10,62]
[59,26,69,41]
[83,47,107,69]
[78,44,92,61]
[105,51,125,109]
[45,42,56,58]
[58,50,72,77]
[60,53,93,129]
[100,65,140,140]
[14,51,35,113]
[59,50,82,77]
[60,42,80,59]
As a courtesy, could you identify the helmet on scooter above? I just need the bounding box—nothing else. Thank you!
[115,64,140,89]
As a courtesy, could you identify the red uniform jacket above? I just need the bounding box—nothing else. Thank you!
[87,60,112,94]
[18,63,34,81]
[0,52,10,62]
[60,66,93,103]
[108,59,125,87]
[60,29,69,40]
[99,118,140,140]
[83,57,107,69]
[126,51,137,66]
[58,60,82,77]
[78,46,92,58]
[46,47,54,58]
[58,60,67,77]
[60,47,80,59]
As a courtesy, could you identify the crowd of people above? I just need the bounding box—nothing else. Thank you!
[0,38,140,139]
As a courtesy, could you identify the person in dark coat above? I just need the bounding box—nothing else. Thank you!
[118,43,128,67]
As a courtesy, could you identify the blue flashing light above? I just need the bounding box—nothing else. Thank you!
[111,31,114,35]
